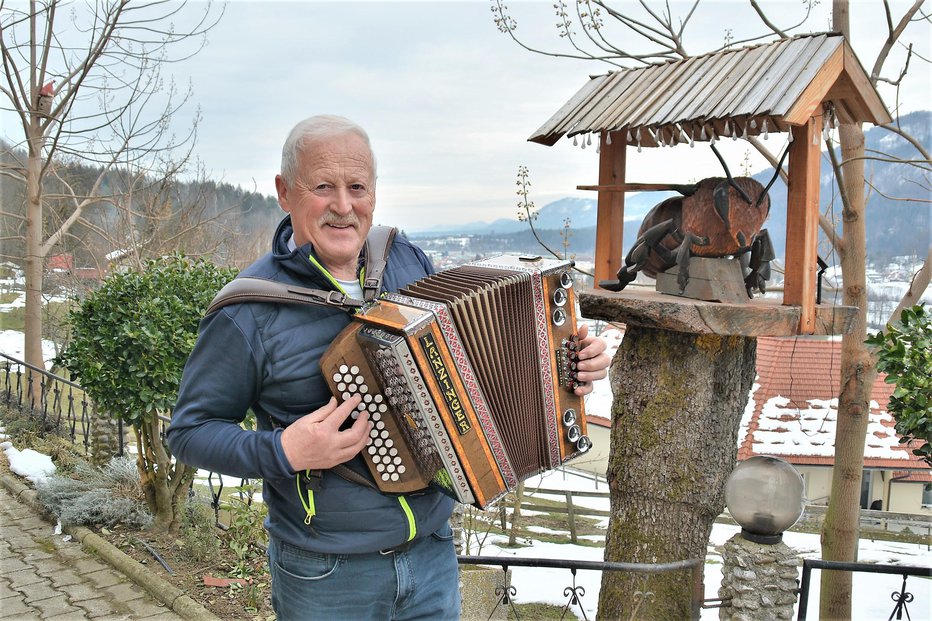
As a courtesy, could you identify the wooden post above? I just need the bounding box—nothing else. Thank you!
[565,490,578,544]
[508,480,524,546]
[783,114,822,334]
[595,131,626,288]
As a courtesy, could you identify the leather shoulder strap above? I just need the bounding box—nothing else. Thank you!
[362,225,397,302]
[205,278,364,316]
[205,226,397,315]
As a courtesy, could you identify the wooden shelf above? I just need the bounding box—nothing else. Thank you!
[579,288,857,337]
[577,183,693,192]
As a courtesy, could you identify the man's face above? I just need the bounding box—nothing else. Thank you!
[275,132,376,280]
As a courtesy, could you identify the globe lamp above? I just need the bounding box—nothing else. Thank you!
[725,456,805,544]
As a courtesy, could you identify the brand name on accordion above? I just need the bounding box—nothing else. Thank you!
[419,333,471,436]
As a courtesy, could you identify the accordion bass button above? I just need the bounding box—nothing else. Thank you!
[562,408,577,426]
[576,436,592,453]
[566,424,581,442]
[552,308,567,326]
[560,271,574,288]
[553,288,568,307]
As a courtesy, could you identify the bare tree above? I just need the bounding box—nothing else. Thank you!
[493,1,930,617]
[0,0,222,374]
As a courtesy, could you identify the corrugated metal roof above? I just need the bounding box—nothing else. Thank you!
[530,33,890,147]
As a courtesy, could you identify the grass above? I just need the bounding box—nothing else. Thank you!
[512,602,572,619]
[465,494,607,550]
[0,299,72,335]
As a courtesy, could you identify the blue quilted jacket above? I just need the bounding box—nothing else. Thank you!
[167,216,455,553]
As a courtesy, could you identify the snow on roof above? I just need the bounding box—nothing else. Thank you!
[738,337,928,472]
[589,331,928,473]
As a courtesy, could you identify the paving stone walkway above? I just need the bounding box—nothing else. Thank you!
[0,485,184,620]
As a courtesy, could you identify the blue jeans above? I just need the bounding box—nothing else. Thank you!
[268,525,460,620]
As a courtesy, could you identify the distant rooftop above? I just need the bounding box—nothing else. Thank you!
[739,337,928,472]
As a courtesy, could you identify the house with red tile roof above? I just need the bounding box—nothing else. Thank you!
[580,330,931,514]
[739,337,931,514]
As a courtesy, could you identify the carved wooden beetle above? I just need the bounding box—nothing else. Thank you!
[601,145,785,297]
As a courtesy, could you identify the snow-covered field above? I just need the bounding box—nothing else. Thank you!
[3,433,927,621]
[477,469,931,620]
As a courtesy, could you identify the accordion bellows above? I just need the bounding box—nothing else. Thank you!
[321,255,591,508]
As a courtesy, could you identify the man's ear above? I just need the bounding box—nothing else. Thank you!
[275,175,291,213]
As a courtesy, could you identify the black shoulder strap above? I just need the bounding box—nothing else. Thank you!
[205,226,398,315]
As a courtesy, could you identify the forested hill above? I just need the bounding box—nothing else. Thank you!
[2,111,928,268]
[0,144,281,267]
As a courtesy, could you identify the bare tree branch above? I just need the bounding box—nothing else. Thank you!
[886,247,932,327]
[750,0,788,38]
[871,0,925,82]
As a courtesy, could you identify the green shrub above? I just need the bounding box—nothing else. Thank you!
[867,304,932,466]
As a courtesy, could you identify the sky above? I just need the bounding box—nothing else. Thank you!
[2,1,929,234]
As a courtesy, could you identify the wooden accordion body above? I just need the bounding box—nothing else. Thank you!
[320,255,591,508]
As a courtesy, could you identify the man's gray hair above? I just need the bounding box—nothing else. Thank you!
[280,115,377,184]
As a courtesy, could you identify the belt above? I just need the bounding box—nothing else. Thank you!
[379,539,415,555]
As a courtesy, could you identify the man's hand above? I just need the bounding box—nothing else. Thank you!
[280,395,372,471]
[573,323,611,396]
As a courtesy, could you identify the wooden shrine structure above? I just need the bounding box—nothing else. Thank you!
[530,33,891,336]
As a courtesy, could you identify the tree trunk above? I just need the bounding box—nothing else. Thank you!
[598,327,756,620]
[819,118,877,621]
[24,124,45,382]
[508,480,524,546]
[137,416,195,532]
[818,3,879,617]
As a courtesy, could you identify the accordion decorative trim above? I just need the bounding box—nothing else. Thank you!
[383,292,518,491]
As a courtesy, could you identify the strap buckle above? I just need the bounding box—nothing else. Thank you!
[324,291,346,306]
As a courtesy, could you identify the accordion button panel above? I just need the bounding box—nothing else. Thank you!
[320,322,439,495]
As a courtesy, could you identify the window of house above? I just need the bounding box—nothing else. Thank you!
[923,483,932,508]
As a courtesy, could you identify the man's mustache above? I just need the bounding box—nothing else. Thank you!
[320,214,359,228]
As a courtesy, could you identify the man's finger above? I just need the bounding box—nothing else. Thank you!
[305,396,340,423]
[338,410,373,450]
[320,394,363,428]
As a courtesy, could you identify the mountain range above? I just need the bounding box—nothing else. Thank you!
[412,111,930,264]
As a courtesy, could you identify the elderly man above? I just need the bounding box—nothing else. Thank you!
[167,115,610,620]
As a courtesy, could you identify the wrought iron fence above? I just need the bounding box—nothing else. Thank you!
[0,351,110,454]
[457,555,705,620]
[797,559,932,621]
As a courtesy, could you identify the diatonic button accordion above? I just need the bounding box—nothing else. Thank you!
[321,255,591,508]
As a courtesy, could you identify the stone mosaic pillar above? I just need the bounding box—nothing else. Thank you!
[718,533,800,620]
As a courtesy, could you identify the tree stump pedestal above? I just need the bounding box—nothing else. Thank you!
[579,288,855,619]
